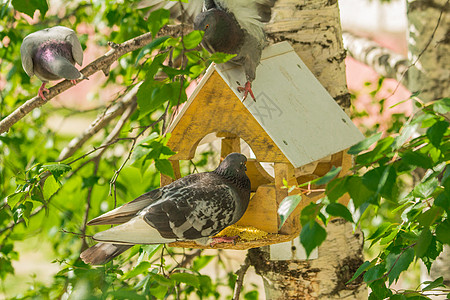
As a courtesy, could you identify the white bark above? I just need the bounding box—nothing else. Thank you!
[406,0,449,103]
[250,1,367,298]
[249,219,366,299]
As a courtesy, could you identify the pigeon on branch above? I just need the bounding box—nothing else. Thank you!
[81,153,251,265]
[20,26,86,99]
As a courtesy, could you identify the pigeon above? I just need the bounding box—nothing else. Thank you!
[80,153,251,265]
[20,26,86,99]
[194,0,276,101]
[139,0,276,101]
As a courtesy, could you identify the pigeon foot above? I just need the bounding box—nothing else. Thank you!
[70,79,77,85]
[210,235,239,247]
[38,83,49,99]
[237,81,256,102]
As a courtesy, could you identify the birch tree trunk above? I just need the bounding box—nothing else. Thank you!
[406,0,449,103]
[407,0,450,293]
[247,1,367,298]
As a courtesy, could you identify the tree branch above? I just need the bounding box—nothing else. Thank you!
[57,83,141,161]
[232,257,251,300]
[342,31,410,83]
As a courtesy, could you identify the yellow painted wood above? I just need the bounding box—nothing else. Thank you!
[236,184,278,233]
[274,162,299,235]
[246,159,273,191]
[166,71,289,163]
[220,136,241,159]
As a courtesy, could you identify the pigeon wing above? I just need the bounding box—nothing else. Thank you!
[144,179,239,240]
[65,29,83,66]
[87,188,163,225]
[213,0,276,43]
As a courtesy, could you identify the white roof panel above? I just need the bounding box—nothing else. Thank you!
[215,41,364,168]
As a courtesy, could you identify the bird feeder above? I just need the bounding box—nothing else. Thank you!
[160,42,364,249]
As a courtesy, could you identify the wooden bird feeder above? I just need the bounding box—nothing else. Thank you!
[160,42,364,250]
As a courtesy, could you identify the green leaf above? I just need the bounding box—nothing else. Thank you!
[148,9,170,37]
[13,201,33,226]
[347,260,372,283]
[422,277,445,291]
[135,36,170,65]
[192,255,214,271]
[392,123,418,149]
[363,264,385,282]
[435,192,449,211]
[415,228,432,258]
[386,247,415,285]
[436,220,450,245]
[278,194,302,229]
[123,261,151,279]
[7,192,24,208]
[348,132,382,155]
[182,30,204,49]
[148,284,169,299]
[12,0,48,18]
[40,163,71,180]
[209,52,237,64]
[413,177,439,199]
[316,166,342,185]
[346,176,373,209]
[416,206,443,228]
[142,244,162,260]
[300,221,327,257]
[155,159,174,179]
[432,97,450,114]
[400,150,434,169]
[356,137,395,165]
[43,175,61,200]
[325,203,353,222]
[170,272,200,288]
[81,176,99,189]
[325,177,347,202]
[427,120,449,147]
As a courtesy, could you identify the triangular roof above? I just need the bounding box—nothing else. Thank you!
[167,42,364,168]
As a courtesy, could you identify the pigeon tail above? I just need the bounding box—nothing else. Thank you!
[80,243,133,265]
[92,215,176,245]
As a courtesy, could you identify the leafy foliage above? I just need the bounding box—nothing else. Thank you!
[0,1,253,299]
[281,97,450,298]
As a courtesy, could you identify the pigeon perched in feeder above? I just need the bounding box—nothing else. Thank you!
[20,26,86,99]
[194,0,276,101]
[80,153,251,265]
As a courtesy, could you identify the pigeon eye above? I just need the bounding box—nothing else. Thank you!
[205,24,209,30]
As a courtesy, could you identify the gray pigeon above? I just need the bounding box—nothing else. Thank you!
[80,153,251,265]
[20,26,85,99]
[138,0,276,101]
[194,0,276,101]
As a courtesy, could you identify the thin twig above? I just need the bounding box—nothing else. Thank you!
[232,257,251,300]
[58,83,141,161]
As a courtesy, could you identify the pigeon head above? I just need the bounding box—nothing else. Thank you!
[194,8,244,55]
[214,153,249,184]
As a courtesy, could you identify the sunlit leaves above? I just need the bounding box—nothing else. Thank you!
[277,194,302,229]
[12,0,48,18]
[300,220,327,257]
[148,9,170,37]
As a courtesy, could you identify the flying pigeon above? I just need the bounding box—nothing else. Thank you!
[80,153,251,265]
[139,0,276,101]
[194,0,276,101]
[20,26,86,99]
